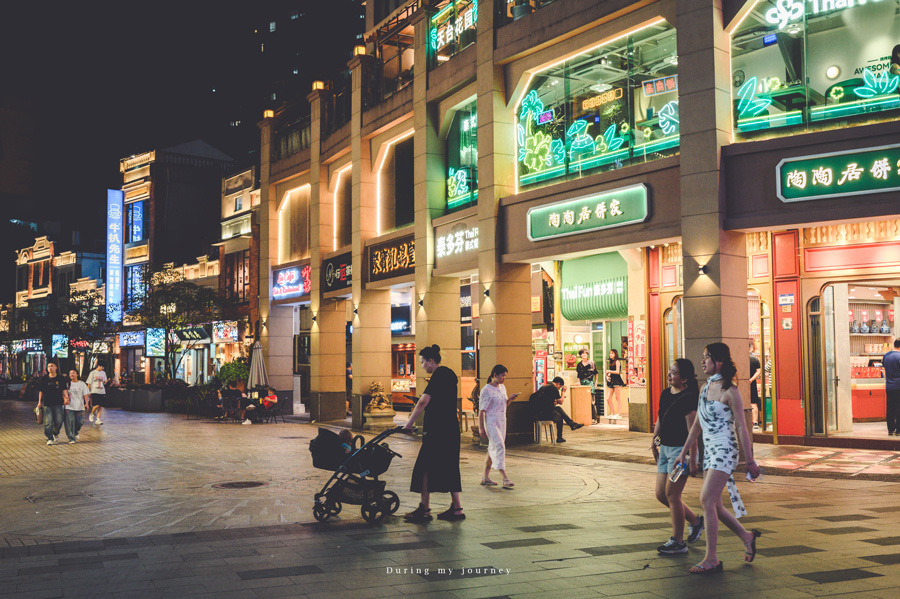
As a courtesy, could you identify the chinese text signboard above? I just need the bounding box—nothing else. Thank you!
[106,190,124,322]
[643,75,678,97]
[563,342,590,371]
[627,320,647,388]
[527,184,649,241]
[369,236,416,282]
[272,264,311,300]
[435,216,479,270]
[118,331,145,347]
[777,144,900,202]
[430,0,476,54]
[212,321,239,343]
[322,253,352,293]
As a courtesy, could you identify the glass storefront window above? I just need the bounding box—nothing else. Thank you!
[430,0,477,69]
[732,1,900,139]
[446,100,478,211]
[515,21,679,190]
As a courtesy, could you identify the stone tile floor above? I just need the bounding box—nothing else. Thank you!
[1,399,899,598]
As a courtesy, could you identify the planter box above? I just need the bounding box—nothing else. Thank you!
[131,390,163,412]
[105,388,131,409]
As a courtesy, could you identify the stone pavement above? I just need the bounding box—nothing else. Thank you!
[1,399,899,599]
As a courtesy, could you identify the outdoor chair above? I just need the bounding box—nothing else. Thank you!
[262,401,285,424]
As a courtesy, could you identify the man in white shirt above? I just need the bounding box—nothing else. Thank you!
[64,370,91,444]
[86,363,108,425]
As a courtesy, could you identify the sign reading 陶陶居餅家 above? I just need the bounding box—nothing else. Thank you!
[527,184,649,242]
[368,235,415,283]
[777,144,900,202]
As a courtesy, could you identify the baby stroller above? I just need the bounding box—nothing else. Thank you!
[309,426,403,523]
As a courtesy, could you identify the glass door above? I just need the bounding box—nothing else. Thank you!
[807,297,825,434]
[822,287,839,433]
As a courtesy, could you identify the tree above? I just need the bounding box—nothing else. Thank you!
[126,264,223,379]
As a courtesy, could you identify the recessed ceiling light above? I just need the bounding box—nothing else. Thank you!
[826,66,840,80]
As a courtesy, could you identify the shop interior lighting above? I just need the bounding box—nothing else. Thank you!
[353,45,367,56]
[263,109,274,118]
[312,80,326,91]
[810,95,900,121]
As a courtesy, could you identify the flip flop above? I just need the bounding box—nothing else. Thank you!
[481,478,498,486]
[502,480,515,489]
[689,560,723,574]
[744,529,762,562]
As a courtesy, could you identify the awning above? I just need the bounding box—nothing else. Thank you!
[174,327,210,343]
[560,253,629,321]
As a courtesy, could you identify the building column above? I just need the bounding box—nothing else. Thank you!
[348,53,392,424]
[678,0,750,423]
[476,0,532,442]
[412,6,461,403]
[308,86,348,422]
[257,115,295,404]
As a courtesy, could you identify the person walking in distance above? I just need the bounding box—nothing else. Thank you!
[401,345,465,522]
[64,370,91,444]
[479,365,520,488]
[86,363,108,425]
[605,349,625,418]
[37,362,67,445]
[676,343,762,574]
[882,339,900,436]
[652,359,704,555]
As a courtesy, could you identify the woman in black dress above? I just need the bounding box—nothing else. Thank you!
[605,349,625,418]
[401,344,464,522]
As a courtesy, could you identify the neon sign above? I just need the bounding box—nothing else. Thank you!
[369,236,415,282]
[106,190,124,322]
[431,0,477,53]
[118,331,145,347]
[582,88,623,110]
[322,253,352,293]
[764,0,888,31]
[642,76,677,98]
[527,184,649,241]
[436,226,479,258]
[272,265,312,299]
[777,144,900,202]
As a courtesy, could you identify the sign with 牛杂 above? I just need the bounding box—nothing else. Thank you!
[527,184,649,241]
[777,144,900,202]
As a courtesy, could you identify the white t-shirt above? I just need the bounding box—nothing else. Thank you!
[87,370,107,394]
[66,381,90,411]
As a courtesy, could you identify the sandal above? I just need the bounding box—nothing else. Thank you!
[480,478,498,486]
[502,480,515,489]
[689,560,723,574]
[403,504,432,523]
[436,507,466,521]
[744,529,762,562]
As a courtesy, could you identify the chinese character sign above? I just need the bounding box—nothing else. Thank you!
[778,144,900,202]
[272,265,312,299]
[527,184,649,241]
[106,190,125,322]
[369,236,416,282]
[322,253,352,292]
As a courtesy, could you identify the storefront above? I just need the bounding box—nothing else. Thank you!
[172,327,212,385]
[212,319,248,375]
[117,331,145,384]
[272,261,312,399]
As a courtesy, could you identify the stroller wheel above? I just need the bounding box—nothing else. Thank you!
[313,504,331,522]
[361,499,386,524]
[328,501,342,516]
[381,491,400,515]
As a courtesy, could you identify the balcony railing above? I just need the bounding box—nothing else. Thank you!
[273,114,312,161]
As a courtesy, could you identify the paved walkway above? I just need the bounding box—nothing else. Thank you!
[1,399,900,599]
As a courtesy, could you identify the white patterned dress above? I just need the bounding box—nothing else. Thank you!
[480,383,508,471]
[699,374,747,517]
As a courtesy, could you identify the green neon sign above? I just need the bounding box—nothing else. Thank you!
[777,144,900,202]
[527,184,649,241]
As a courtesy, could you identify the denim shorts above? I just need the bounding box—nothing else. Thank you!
[656,444,684,474]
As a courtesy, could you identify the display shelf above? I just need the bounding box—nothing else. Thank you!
[850,333,894,336]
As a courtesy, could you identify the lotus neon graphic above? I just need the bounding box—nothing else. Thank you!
[737,77,772,117]
[854,68,900,98]
[765,0,803,31]
[658,101,679,136]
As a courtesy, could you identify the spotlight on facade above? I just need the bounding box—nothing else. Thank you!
[483,288,490,298]
[353,307,359,315]
[354,45,367,56]
[698,265,708,275]
[418,299,424,307]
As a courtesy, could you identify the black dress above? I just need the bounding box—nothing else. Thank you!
[410,365,461,493]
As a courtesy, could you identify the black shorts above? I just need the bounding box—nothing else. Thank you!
[606,374,625,388]
[92,395,105,407]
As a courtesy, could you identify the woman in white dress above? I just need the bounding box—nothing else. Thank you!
[478,365,520,489]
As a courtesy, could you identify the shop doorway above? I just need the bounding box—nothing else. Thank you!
[809,282,898,438]
[591,319,628,418]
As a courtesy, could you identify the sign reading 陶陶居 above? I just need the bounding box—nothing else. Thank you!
[527,184,649,241]
[106,190,124,322]
[272,264,311,300]
[368,235,415,283]
[777,144,900,202]
[322,252,352,293]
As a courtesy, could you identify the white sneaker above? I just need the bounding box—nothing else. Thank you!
[242,419,252,425]
[47,439,54,445]
[89,413,95,423]
[69,440,76,444]
[95,419,103,425]
[75,435,79,441]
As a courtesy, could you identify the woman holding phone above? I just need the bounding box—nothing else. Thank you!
[479,364,519,489]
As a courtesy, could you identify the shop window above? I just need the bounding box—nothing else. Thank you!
[446,100,478,211]
[516,21,678,190]
[278,185,311,263]
[225,250,250,303]
[380,137,415,232]
[125,201,146,244]
[429,0,477,69]
[731,1,900,139]
[663,296,684,368]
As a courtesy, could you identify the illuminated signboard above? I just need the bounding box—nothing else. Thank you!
[777,144,900,202]
[322,253,352,293]
[52,335,69,358]
[106,189,125,322]
[642,75,678,97]
[91,341,111,354]
[70,339,90,350]
[212,321,239,343]
[764,0,884,31]
[118,331,145,347]
[368,235,415,282]
[272,264,311,299]
[582,87,624,110]
[435,215,479,270]
[430,0,477,53]
[130,201,143,242]
[146,328,166,357]
[561,278,625,301]
[175,327,210,342]
[527,184,649,241]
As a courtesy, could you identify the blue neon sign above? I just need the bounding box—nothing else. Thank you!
[106,190,124,322]
[130,201,143,242]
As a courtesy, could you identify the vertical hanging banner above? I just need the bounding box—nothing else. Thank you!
[106,189,125,322]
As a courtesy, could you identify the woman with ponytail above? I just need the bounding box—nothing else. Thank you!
[479,364,520,488]
[676,342,761,574]
[402,344,465,522]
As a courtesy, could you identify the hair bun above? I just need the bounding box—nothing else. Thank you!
[431,344,441,352]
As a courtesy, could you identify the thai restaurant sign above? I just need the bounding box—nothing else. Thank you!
[272,264,311,300]
[368,235,416,282]
[777,144,900,202]
[322,252,352,293]
[434,215,479,270]
[527,184,649,241]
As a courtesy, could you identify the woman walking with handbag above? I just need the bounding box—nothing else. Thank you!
[652,359,703,554]
[479,365,520,489]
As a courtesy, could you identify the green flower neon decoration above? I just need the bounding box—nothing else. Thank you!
[737,77,772,117]
[566,120,595,158]
[601,124,625,152]
[550,138,564,164]
[447,168,469,198]
[854,68,900,98]
[829,86,844,102]
[522,127,553,172]
[429,28,438,51]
